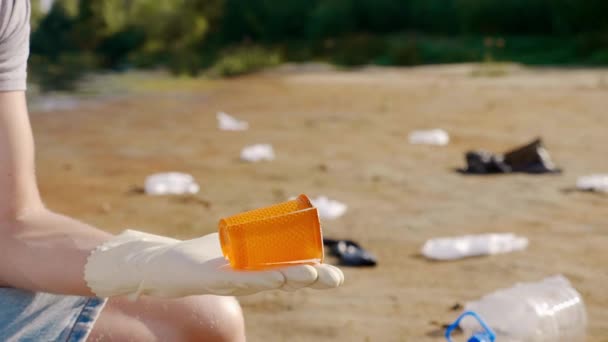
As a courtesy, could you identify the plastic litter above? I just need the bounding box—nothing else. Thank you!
[459,138,561,174]
[219,194,323,270]
[144,172,200,195]
[323,238,377,267]
[310,196,348,220]
[503,138,559,173]
[462,150,511,174]
[421,233,528,261]
[240,144,275,162]
[460,275,587,342]
[446,311,496,342]
[217,112,249,131]
[576,174,608,193]
[408,129,450,146]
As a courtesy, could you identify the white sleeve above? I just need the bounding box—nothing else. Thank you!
[0,0,30,91]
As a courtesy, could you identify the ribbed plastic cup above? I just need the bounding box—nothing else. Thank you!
[219,194,324,270]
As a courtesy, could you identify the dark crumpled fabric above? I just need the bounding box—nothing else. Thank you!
[459,138,562,174]
[323,238,377,267]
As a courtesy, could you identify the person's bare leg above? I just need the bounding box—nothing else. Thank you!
[88,295,245,342]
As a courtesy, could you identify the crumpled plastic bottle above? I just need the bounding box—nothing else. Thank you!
[459,275,587,342]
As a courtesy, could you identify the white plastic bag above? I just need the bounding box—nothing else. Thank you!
[240,144,275,162]
[310,196,348,220]
[144,172,200,195]
[217,112,249,131]
[408,129,449,146]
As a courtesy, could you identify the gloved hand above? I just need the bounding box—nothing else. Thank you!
[84,229,344,299]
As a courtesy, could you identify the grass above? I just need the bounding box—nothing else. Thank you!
[471,62,513,77]
[28,34,608,92]
[208,46,282,77]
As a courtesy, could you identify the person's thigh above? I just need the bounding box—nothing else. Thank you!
[88,295,245,342]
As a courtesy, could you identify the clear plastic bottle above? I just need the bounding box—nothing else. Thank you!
[421,233,528,261]
[576,174,608,192]
[460,275,587,342]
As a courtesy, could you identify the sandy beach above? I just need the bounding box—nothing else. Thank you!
[31,64,608,341]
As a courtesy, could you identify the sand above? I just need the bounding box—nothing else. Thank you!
[31,64,608,341]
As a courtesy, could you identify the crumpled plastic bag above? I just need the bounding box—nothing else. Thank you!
[576,174,608,193]
[408,129,449,146]
[240,144,275,162]
[310,196,348,220]
[145,172,200,195]
[217,112,249,131]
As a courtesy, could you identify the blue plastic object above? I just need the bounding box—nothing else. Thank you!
[445,311,496,342]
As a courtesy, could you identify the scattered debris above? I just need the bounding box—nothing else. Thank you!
[421,233,528,261]
[240,144,275,162]
[127,185,145,195]
[144,172,200,195]
[459,275,586,341]
[450,303,463,311]
[576,174,608,193]
[409,129,450,146]
[446,311,495,342]
[217,111,249,131]
[310,196,348,220]
[459,138,561,174]
[324,238,377,267]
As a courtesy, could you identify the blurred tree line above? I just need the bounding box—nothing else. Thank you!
[29,0,608,89]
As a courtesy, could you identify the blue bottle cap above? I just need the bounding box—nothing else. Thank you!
[468,332,493,342]
[445,311,496,342]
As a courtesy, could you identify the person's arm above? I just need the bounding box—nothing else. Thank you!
[0,91,112,296]
[0,91,343,299]
[0,0,342,299]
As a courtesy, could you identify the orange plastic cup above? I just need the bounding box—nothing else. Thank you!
[219,194,324,270]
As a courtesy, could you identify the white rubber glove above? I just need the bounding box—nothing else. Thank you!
[84,230,344,299]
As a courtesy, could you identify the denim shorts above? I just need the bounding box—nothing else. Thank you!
[0,287,107,342]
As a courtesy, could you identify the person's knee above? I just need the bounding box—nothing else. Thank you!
[95,295,245,342]
[181,295,245,342]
